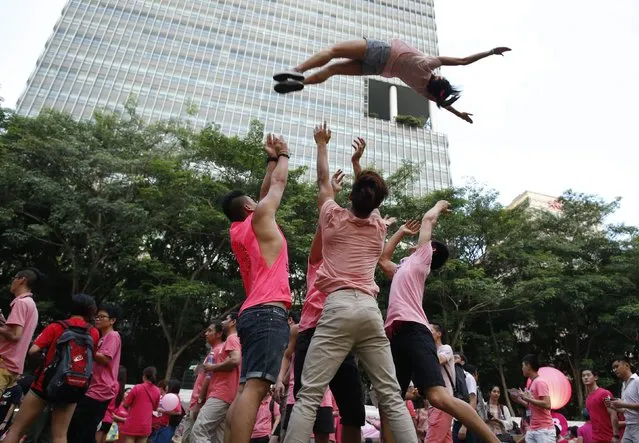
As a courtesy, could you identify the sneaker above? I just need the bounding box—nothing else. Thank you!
[274,80,304,94]
[273,70,305,82]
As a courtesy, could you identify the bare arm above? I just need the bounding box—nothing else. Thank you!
[94,352,112,366]
[351,137,366,178]
[314,122,334,209]
[417,200,451,247]
[204,350,241,373]
[274,325,298,401]
[252,135,290,265]
[198,376,211,404]
[524,395,551,410]
[438,47,511,66]
[609,407,620,436]
[0,325,23,342]
[260,134,279,200]
[424,91,473,124]
[379,220,421,279]
[27,343,42,357]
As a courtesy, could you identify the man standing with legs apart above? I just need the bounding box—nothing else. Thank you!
[378,202,498,443]
[68,303,122,443]
[283,122,416,443]
[222,134,291,443]
[607,357,639,443]
[581,368,620,443]
[510,355,554,443]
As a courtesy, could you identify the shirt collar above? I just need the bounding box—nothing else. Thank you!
[10,292,33,306]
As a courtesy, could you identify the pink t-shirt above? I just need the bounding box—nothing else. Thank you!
[120,381,161,437]
[586,387,613,441]
[384,242,432,333]
[87,330,122,401]
[207,334,241,404]
[252,395,280,438]
[528,377,554,431]
[298,260,327,332]
[578,422,593,443]
[230,213,292,312]
[315,201,387,297]
[0,294,38,374]
[381,39,442,100]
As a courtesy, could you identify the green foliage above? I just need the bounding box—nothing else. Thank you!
[0,107,637,419]
[395,114,426,128]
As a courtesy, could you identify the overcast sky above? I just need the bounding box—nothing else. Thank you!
[1,0,637,226]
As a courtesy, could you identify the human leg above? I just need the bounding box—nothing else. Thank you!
[1,390,48,443]
[283,292,357,443]
[190,398,229,443]
[328,353,364,443]
[352,295,416,443]
[50,401,78,443]
[293,39,367,74]
[67,395,110,443]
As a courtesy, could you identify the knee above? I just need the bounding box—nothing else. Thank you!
[426,389,447,409]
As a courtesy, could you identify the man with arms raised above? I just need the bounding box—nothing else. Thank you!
[379,203,498,443]
[283,122,415,443]
[221,135,292,443]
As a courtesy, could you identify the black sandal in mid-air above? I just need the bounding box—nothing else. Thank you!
[273,71,305,82]
[274,79,304,94]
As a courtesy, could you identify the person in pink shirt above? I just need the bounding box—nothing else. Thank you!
[275,156,366,443]
[378,201,498,443]
[283,122,415,443]
[273,39,510,123]
[0,268,41,395]
[68,303,122,443]
[191,315,240,443]
[96,365,127,443]
[251,390,280,443]
[509,355,554,443]
[119,366,161,443]
[221,134,291,443]
[581,368,621,442]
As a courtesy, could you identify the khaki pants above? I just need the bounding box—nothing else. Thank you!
[0,366,18,395]
[189,398,229,443]
[283,289,417,443]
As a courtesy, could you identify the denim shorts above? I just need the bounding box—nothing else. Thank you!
[362,38,391,75]
[237,305,290,383]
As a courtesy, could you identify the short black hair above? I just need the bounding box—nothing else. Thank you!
[426,77,461,108]
[289,311,300,324]
[454,351,466,363]
[522,354,541,371]
[431,240,450,270]
[167,378,181,394]
[221,190,248,222]
[213,322,223,334]
[15,268,43,290]
[69,293,97,320]
[143,366,158,384]
[351,170,389,216]
[464,363,478,375]
[227,312,238,322]
[430,322,447,343]
[581,368,599,377]
[98,303,121,323]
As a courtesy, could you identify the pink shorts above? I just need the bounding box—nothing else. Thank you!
[426,408,453,443]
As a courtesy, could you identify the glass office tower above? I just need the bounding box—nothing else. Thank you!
[16,0,452,193]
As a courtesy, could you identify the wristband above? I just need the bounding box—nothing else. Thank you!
[278,152,290,159]
[266,157,277,164]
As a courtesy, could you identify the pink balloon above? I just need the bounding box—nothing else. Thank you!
[160,393,180,411]
[527,367,572,410]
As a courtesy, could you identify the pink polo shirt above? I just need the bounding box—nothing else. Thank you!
[230,213,292,312]
[87,330,122,401]
[207,333,241,404]
[384,242,433,334]
[298,260,326,332]
[0,293,38,374]
[252,395,280,438]
[381,39,442,100]
[315,200,387,297]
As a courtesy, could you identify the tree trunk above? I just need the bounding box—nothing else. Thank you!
[487,315,514,414]
[165,349,179,380]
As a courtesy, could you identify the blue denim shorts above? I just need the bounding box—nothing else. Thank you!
[237,305,290,383]
[362,38,391,75]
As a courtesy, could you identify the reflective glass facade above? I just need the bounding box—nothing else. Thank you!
[16,0,452,193]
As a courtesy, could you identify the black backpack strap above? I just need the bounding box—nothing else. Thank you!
[56,320,70,330]
[269,397,275,427]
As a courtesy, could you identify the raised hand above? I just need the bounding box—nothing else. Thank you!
[437,200,453,214]
[352,137,366,162]
[459,112,473,124]
[400,220,421,235]
[383,215,397,227]
[264,133,278,158]
[492,47,511,56]
[331,169,345,193]
[314,121,332,145]
[273,135,289,156]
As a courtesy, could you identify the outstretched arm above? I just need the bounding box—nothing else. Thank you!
[425,92,473,124]
[314,122,334,209]
[438,47,511,66]
[351,137,366,178]
[379,220,421,279]
[252,135,290,264]
[259,134,279,201]
[417,200,451,247]
[309,169,345,265]
[274,324,298,402]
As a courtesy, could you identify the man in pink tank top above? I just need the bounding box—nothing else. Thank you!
[379,202,499,443]
[283,122,416,443]
[221,134,292,443]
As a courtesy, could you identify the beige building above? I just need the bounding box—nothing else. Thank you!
[507,191,562,214]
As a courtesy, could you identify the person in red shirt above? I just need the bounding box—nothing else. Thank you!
[2,293,100,443]
[581,368,621,442]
